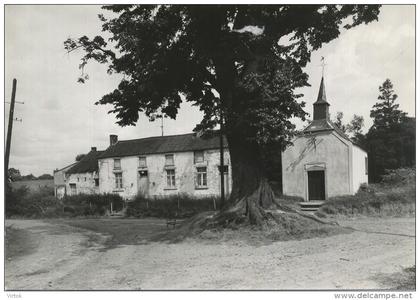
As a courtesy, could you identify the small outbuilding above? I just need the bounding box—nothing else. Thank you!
[65,147,104,196]
[282,77,368,202]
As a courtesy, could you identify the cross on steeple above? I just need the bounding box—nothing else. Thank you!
[320,56,327,77]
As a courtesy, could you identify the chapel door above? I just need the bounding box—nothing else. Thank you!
[307,170,325,201]
[138,170,149,197]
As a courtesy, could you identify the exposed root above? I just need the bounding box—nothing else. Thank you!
[159,179,346,243]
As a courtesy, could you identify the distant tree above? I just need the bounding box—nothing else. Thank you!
[346,114,364,144]
[7,168,21,181]
[75,154,86,161]
[333,112,347,132]
[21,174,37,181]
[65,4,381,227]
[365,79,414,182]
[38,174,54,180]
[370,79,407,128]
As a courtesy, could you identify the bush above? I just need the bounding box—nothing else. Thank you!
[126,193,220,218]
[319,168,415,217]
[5,182,125,218]
[62,193,125,217]
[6,182,62,218]
[381,168,415,186]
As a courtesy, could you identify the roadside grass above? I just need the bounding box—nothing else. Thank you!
[5,226,39,260]
[375,266,416,291]
[319,168,415,217]
[126,194,220,218]
[394,266,416,290]
[6,184,125,218]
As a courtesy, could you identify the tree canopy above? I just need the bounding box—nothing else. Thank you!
[365,79,414,182]
[65,4,380,150]
[65,5,381,226]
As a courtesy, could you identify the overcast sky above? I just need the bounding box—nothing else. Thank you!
[5,5,415,176]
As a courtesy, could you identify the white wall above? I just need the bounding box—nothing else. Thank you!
[98,149,232,200]
[66,172,99,195]
[282,131,352,200]
[352,144,368,193]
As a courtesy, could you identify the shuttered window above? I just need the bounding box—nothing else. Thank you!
[139,156,147,168]
[196,167,207,188]
[165,154,174,166]
[115,172,123,189]
[114,159,121,170]
[166,169,176,188]
[194,151,204,164]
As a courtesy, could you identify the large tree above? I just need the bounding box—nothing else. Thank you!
[66,5,380,226]
[366,79,414,182]
[370,79,406,128]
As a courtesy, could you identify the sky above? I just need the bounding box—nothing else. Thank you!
[5,5,415,176]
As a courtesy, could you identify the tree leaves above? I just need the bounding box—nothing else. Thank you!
[65,4,381,146]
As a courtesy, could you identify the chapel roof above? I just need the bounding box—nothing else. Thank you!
[314,77,330,105]
[303,76,355,145]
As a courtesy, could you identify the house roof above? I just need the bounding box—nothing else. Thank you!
[54,162,77,173]
[66,150,104,174]
[99,132,228,159]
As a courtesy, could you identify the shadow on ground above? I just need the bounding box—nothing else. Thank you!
[46,212,353,250]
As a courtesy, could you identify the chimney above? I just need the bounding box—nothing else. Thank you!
[110,134,118,146]
[91,147,97,152]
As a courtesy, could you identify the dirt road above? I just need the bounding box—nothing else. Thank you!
[5,217,415,290]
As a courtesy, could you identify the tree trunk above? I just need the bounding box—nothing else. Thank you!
[220,131,277,226]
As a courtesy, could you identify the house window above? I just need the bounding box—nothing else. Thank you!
[115,172,123,189]
[84,177,87,182]
[194,151,204,164]
[365,157,368,175]
[94,178,99,186]
[166,169,176,188]
[69,183,77,195]
[77,177,80,182]
[139,156,147,168]
[196,167,207,188]
[165,154,174,166]
[114,158,121,170]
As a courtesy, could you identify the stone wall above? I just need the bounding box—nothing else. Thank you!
[98,149,232,199]
[66,172,99,195]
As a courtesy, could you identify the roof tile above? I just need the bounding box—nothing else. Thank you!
[99,132,227,159]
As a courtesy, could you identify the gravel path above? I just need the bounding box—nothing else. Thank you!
[5,217,415,290]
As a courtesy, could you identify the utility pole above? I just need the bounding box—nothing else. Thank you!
[219,113,225,208]
[5,79,17,177]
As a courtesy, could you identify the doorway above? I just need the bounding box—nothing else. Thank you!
[138,170,149,196]
[219,165,229,198]
[307,170,325,201]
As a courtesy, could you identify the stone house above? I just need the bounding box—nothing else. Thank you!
[53,162,77,198]
[97,133,231,199]
[282,77,368,202]
[65,147,104,196]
